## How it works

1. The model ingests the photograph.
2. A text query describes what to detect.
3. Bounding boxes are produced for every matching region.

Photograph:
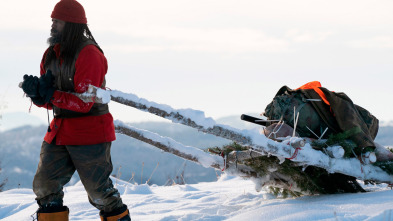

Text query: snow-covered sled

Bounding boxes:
[78,85,392,195]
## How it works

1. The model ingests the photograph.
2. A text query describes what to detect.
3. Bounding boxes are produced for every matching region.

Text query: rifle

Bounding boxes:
[240,114,279,127]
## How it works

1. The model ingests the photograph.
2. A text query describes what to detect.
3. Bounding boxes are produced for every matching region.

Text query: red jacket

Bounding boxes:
[39,44,116,145]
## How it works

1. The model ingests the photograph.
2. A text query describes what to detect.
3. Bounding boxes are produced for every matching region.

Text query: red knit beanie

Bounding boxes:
[51,0,87,24]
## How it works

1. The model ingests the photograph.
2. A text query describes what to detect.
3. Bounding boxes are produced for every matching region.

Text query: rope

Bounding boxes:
[286,137,302,160]
[287,147,302,160]
[292,107,299,137]
[319,127,329,140]
[31,211,38,221]
[220,151,227,171]
[28,99,33,113]
[267,120,284,139]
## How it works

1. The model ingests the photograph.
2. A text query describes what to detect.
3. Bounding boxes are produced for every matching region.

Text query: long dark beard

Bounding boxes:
[47,28,62,46]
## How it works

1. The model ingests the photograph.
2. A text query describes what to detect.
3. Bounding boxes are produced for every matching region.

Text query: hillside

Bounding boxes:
[0,117,392,190]
[0,122,229,190]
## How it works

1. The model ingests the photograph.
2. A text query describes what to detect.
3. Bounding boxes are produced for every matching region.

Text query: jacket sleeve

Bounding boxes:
[50,45,108,113]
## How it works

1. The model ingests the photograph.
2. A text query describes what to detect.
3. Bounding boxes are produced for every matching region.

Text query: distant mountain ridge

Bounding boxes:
[0,122,229,190]
[380,120,393,127]
[0,116,392,190]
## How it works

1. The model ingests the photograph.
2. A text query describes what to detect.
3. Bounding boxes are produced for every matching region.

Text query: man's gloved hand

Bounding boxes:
[31,96,46,106]
[21,75,40,98]
[38,70,56,103]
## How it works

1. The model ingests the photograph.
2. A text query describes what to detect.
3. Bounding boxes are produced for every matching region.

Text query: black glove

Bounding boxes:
[21,75,40,98]
[38,70,56,103]
[31,96,46,106]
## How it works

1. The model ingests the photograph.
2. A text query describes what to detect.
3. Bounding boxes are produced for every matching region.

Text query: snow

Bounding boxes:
[326,145,345,158]
[95,87,111,104]
[1,175,393,221]
[100,88,218,128]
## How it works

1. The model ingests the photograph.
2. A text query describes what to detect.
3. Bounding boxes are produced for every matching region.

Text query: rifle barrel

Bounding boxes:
[240,114,267,126]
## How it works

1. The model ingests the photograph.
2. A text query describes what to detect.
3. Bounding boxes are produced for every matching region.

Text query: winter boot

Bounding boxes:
[36,205,69,221]
[100,205,131,221]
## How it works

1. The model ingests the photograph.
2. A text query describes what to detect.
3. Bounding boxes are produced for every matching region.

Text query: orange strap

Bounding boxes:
[296,81,330,106]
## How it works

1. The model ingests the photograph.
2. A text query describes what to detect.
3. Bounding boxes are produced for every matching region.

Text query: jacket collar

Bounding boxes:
[53,44,61,58]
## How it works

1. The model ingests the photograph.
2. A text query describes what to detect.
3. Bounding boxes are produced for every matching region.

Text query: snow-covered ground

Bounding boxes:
[1,174,393,221]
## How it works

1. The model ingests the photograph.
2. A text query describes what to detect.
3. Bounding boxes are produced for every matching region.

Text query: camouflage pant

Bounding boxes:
[33,141,124,212]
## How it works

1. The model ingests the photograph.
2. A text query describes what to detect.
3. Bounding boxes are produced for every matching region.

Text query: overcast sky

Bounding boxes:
[0,0,392,127]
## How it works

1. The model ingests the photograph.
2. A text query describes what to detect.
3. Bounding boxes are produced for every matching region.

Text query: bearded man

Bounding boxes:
[21,0,131,220]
